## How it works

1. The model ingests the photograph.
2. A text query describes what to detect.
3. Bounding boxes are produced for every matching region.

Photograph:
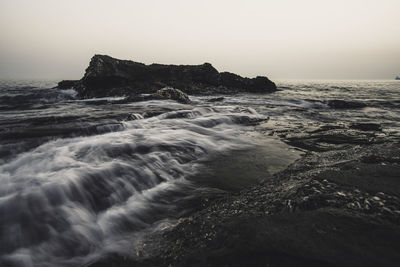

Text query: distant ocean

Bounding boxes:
[1,79,399,266]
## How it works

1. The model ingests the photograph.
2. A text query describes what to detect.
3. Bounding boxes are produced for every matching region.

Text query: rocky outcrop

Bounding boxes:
[59,55,276,98]
[119,88,191,104]
[150,88,190,104]
[57,80,80,89]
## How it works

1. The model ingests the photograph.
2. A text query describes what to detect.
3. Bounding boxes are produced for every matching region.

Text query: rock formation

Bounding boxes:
[58,55,276,98]
[118,88,191,104]
[150,88,190,104]
[57,80,80,89]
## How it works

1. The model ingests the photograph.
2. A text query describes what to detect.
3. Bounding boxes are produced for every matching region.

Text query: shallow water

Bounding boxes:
[0,79,399,266]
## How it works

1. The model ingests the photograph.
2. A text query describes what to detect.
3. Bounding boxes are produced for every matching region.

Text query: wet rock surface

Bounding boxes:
[269,123,388,152]
[114,88,191,104]
[207,97,225,102]
[57,80,80,89]
[150,88,191,104]
[90,121,400,267]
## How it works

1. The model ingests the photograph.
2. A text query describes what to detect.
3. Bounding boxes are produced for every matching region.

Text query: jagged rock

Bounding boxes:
[57,80,80,89]
[150,88,190,104]
[59,55,276,98]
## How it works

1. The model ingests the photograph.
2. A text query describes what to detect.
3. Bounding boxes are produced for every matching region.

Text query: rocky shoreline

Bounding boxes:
[62,58,399,266]
[89,119,400,267]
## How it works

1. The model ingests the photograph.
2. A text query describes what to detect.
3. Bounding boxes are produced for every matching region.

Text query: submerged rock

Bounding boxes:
[350,123,382,131]
[325,100,367,109]
[150,88,190,104]
[58,55,276,98]
[207,97,225,102]
[115,88,191,104]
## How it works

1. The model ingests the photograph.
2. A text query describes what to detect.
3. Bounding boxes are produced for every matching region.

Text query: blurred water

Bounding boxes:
[0,79,399,266]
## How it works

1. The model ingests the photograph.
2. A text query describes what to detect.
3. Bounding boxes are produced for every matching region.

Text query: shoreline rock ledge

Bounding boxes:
[58,55,277,98]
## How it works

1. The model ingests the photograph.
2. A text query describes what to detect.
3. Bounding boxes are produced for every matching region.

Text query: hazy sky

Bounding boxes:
[1,0,399,79]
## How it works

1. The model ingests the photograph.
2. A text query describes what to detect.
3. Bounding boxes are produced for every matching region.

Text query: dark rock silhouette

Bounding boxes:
[58,55,276,98]
[207,97,225,102]
[57,80,80,89]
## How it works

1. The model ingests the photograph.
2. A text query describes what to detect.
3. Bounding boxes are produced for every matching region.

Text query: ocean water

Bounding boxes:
[0,79,399,266]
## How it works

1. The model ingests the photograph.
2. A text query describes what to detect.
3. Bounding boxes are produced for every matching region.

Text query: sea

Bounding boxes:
[0,79,399,267]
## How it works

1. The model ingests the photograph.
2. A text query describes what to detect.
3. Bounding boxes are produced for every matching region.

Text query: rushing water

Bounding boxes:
[0,79,399,267]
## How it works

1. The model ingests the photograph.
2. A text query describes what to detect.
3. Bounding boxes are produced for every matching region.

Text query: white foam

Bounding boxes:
[0,105,267,267]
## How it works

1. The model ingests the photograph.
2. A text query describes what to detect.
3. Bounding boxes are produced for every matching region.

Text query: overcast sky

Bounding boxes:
[0,0,399,80]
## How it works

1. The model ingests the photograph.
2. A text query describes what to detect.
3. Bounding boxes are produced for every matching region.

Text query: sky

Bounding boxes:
[0,0,399,80]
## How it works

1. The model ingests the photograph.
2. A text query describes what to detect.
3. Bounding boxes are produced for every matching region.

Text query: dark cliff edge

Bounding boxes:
[58,55,277,98]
